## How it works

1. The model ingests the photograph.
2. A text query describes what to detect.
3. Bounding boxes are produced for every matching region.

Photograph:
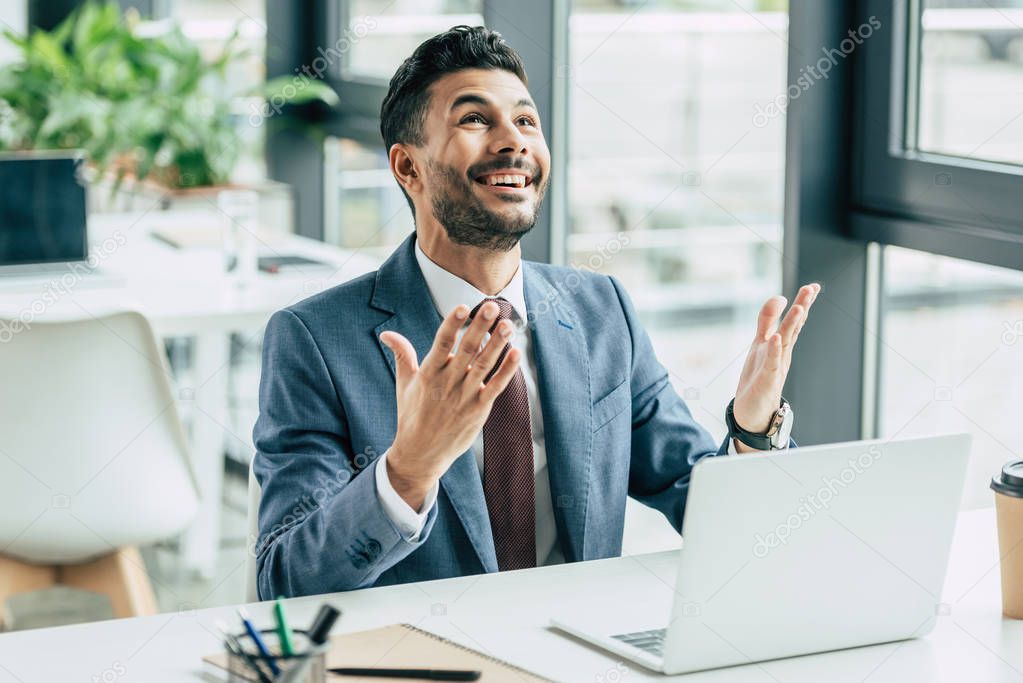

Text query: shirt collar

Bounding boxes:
[414,237,528,323]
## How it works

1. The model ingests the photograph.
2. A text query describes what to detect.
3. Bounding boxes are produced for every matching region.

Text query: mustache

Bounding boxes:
[466,159,542,183]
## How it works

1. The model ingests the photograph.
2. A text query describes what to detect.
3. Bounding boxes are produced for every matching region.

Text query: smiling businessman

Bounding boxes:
[252,26,820,599]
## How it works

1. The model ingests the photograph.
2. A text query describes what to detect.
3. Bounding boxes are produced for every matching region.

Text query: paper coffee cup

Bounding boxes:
[991,459,1023,619]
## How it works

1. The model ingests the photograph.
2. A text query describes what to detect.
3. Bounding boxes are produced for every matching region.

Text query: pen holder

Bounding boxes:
[225,628,326,683]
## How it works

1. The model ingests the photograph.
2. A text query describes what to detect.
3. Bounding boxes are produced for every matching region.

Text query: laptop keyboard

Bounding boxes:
[611,628,667,657]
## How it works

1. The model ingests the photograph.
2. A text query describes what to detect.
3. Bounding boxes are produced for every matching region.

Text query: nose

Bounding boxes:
[488,118,528,157]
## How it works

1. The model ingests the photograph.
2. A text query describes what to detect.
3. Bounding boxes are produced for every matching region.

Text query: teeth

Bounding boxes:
[484,174,526,188]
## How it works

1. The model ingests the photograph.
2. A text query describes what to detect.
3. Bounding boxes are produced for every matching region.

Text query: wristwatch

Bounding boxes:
[725,397,793,451]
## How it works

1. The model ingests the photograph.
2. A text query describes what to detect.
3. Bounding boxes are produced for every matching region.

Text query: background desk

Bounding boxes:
[0,509,1018,681]
[0,211,380,578]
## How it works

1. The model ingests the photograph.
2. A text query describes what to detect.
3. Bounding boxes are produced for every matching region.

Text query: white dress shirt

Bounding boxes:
[375,239,563,566]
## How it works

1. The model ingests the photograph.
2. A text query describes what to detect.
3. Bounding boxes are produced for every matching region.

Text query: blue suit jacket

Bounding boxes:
[253,233,738,599]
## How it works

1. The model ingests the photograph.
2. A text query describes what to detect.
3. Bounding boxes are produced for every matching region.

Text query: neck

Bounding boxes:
[416,228,521,296]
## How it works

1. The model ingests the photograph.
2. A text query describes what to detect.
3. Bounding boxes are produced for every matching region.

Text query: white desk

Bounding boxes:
[0,509,1018,682]
[0,210,381,578]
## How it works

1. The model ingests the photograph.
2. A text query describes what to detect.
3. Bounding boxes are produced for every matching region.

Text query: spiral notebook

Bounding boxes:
[204,622,557,682]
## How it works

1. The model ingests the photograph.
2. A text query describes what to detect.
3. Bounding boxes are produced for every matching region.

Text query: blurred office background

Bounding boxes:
[0,0,1020,630]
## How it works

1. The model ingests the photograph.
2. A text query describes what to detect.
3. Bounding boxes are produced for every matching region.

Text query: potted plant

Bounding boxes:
[0,1,337,215]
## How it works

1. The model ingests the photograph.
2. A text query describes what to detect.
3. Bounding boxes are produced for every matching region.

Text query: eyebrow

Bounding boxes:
[450,94,537,112]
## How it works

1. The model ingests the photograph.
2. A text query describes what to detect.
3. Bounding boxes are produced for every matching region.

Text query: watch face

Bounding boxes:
[772,404,794,448]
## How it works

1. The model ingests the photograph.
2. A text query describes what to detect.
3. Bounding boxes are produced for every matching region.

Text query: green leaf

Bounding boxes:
[259,76,340,107]
[2,29,29,52]
[28,30,72,76]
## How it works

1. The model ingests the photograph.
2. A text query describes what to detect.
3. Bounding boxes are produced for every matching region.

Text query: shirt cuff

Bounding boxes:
[374,449,438,542]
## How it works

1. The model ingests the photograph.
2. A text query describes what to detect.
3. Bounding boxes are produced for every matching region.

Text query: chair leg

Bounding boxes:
[0,555,58,630]
[59,547,159,619]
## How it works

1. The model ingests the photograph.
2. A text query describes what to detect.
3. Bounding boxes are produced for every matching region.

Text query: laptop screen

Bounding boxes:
[0,153,88,266]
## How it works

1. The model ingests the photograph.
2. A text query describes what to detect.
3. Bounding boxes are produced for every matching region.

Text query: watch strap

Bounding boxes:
[726,398,784,451]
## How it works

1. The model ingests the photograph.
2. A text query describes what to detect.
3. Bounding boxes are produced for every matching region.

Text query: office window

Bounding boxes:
[879,245,1023,508]
[568,0,788,436]
[0,2,25,65]
[339,0,485,80]
[852,0,1023,270]
[917,0,1023,165]
[568,0,788,551]
[169,0,267,183]
[323,137,413,258]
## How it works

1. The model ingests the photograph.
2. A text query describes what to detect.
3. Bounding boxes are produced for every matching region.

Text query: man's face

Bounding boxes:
[414,68,551,251]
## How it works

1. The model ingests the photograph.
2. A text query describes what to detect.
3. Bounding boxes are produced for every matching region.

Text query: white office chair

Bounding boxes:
[245,462,261,603]
[0,311,200,627]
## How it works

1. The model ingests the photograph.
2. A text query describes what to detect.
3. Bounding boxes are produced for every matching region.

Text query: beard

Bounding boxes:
[426,159,548,252]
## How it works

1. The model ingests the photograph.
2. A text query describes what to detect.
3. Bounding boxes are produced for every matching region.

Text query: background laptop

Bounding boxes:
[0,151,88,274]
[551,433,971,675]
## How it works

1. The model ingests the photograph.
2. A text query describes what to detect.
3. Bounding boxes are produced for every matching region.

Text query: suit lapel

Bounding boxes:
[371,234,498,573]
[524,265,593,562]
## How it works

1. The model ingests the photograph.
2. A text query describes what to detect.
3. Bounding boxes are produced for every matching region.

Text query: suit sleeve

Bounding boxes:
[252,309,437,598]
[609,276,733,533]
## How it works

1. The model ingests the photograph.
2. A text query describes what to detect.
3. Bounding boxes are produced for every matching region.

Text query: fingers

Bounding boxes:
[755,295,787,341]
[793,282,818,314]
[465,318,515,386]
[805,283,821,314]
[379,331,419,385]
[756,284,820,344]
[765,333,783,373]
[420,304,470,374]
[479,346,521,402]
[450,300,500,376]
[784,283,819,348]
[778,304,804,347]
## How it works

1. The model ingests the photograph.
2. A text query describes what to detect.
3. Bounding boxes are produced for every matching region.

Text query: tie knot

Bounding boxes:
[470,297,515,323]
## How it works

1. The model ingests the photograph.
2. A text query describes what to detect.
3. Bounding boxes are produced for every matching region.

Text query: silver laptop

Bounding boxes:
[551,433,971,675]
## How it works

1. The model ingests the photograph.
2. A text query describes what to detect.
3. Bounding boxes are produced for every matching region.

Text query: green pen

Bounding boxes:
[273,596,296,656]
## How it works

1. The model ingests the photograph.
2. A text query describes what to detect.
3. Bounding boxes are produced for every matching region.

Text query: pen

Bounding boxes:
[274,604,341,683]
[328,667,481,681]
[237,606,282,676]
[305,604,341,646]
[273,597,296,656]
[216,619,272,683]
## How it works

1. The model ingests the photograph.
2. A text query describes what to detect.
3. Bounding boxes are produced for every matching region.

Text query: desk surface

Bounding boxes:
[0,508,1018,682]
[0,210,381,335]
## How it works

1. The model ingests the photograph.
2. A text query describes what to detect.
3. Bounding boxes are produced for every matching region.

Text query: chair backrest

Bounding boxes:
[0,310,200,564]
[245,461,261,603]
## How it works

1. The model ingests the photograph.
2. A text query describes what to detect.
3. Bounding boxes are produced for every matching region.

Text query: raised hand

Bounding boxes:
[379,301,520,508]
[732,283,820,449]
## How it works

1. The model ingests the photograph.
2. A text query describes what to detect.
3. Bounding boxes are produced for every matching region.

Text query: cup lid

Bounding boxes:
[991,459,1023,498]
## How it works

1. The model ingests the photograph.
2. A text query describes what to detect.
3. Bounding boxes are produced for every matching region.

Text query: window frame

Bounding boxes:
[850,0,1023,272]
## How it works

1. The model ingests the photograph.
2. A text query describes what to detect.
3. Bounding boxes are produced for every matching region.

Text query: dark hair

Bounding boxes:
[380,25,528,216]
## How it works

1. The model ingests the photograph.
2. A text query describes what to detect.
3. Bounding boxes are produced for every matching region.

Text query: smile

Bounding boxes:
[473,171,534,191]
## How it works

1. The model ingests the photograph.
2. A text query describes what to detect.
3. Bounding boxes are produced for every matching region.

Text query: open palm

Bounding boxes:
[732,283,820,434]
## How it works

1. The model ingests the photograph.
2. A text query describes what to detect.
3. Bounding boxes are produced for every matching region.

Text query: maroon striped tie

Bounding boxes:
[470,297,536,570]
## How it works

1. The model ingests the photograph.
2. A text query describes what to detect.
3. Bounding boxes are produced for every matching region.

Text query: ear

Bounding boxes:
[389,143,422,193]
